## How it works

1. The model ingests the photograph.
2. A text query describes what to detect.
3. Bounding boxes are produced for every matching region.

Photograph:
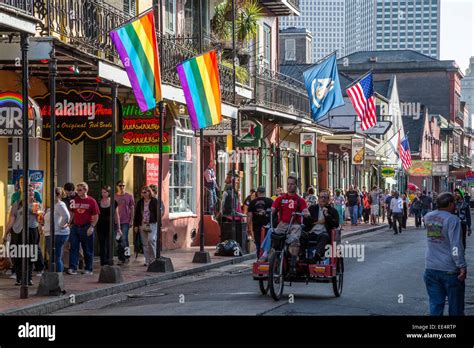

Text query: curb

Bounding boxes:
[1,253,256,316]
[341,225,388,239]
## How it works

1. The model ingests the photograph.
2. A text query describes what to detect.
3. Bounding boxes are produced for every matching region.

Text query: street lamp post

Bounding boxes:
[20,33,29,299]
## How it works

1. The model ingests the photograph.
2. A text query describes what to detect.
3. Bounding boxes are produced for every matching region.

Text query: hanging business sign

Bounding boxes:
[36,89,113,144]
[407,160,432,176]
[432,162,449,176]
[351,138,365,165]
[195,119,232,136]
[0,92,42,138]
[355,121,391,135]
[381,166,395,177]
[116,103,171,153]
[237,119,262,147]
[299,132,317,157]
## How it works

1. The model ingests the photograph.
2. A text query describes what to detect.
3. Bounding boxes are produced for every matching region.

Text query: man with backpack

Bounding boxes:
[271,176,309,275]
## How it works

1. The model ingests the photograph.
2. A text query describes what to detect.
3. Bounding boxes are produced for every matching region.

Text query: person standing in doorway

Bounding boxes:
[423,192,466,316]
[390,191,403,235]
[67,182,99,275]
[204,160,218,215]
[115,180,134,265]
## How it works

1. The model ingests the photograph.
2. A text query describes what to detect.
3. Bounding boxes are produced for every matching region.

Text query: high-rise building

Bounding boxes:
[279,0,345,62]
[345,0,376,55]
[374,0,440,59]
[344,0,440,58]
[461,57,474,130]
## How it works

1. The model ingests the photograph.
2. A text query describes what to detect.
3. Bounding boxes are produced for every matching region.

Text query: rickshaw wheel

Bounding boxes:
[269,251,284,301]
[332,257,344,297]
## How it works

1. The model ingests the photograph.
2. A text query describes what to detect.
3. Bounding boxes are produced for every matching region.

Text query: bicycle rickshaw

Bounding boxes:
[252,211,344,301]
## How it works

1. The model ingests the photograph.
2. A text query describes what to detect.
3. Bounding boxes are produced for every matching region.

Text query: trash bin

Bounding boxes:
[219,219,248,254]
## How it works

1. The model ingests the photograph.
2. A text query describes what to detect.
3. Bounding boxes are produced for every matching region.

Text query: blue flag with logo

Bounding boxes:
[303,54,344,122]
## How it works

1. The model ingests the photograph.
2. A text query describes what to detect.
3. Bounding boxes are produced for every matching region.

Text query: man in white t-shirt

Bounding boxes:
[390,191,403,235]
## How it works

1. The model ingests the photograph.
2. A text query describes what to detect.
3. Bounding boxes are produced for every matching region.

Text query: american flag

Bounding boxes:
[398,131,412,171]
[346,73,377,131]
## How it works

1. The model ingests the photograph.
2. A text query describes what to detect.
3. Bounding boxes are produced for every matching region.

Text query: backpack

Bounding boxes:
[215,240,242,256]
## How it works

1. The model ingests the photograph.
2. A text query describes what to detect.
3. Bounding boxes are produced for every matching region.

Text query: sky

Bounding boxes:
[440,0,474,73]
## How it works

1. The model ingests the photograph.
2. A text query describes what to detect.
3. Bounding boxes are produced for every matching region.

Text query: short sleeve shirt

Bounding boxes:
[72,196,100,226]
[248,197,273,228]
[272,194,307,224]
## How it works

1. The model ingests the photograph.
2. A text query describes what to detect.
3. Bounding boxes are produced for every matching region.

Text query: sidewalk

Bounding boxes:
[0,222,387,315]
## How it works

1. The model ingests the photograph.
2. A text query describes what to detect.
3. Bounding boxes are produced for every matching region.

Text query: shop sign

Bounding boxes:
[351,138,365,165]
[12,169,44,197]
[107,145,170,154]
[407,160,432,176]
[432,162,449,176]
[146,157,159,186]
[381,166,395,177]
[195,119,232,136]
[36,89,113,144]
[299,133,317,157]
[466,171,474,180]
[117,103,171,153]
[0,92,42,138]
[237,119,262,147]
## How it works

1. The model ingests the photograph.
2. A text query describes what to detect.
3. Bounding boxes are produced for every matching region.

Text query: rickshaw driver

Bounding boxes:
[271,176,310,275]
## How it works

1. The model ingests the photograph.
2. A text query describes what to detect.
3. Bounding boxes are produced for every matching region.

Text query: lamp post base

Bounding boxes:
[98,265,123,284]
[36,272,66,296]
[147,257,174,273]
[192,251,211,263]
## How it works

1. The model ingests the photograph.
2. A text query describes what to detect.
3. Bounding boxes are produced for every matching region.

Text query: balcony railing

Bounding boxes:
[254,65,310,118]
[0,0,34,15]
[5,0,238,104]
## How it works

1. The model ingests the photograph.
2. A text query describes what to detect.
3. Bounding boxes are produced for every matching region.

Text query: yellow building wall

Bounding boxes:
[71,143,84,184]
[0,138,8,238]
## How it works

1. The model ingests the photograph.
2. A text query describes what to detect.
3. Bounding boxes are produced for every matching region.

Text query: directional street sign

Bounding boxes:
[355,121,392,136]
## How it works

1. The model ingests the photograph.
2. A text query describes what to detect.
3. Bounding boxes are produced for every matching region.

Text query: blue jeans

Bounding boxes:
[46,235,69,272]
[69,224,94,272]
[424,269,465,316]
[120,223,130,260]
[349,205,359,225]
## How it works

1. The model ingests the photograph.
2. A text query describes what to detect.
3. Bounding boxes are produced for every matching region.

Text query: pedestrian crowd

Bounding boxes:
[1,178,166,286]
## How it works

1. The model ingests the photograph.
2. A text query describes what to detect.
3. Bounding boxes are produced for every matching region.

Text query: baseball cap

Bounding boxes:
[257,186,266,193]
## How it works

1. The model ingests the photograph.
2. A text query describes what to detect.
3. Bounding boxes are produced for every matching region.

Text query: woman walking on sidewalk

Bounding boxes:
[333,189,345,228]
[96,186,121,266]
[134,186,159,266]
[43,188,71,272]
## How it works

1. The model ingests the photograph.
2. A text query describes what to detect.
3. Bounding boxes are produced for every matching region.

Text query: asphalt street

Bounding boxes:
[52,223,474,316]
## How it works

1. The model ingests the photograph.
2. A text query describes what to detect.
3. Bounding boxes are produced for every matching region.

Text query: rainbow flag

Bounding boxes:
[177,50,222,130]
[110,10,162,112]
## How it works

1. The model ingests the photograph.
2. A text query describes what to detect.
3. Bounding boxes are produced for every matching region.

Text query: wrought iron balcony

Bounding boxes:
[253,65,310,118]
[0,0,34,15]
[19,0,238,104]
[259,0,300,16]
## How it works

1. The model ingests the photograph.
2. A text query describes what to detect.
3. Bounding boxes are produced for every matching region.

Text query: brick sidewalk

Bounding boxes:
[0,222,389,315]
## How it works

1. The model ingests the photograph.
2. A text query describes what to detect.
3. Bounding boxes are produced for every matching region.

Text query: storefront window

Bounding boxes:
[169,128,196,214]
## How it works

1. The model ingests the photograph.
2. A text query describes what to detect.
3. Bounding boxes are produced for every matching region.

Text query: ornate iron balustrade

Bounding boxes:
[29,0,237,104]
[254,65,310,118]
[33,0,130,58]
[0,0,34,15]
[160,35,235,104]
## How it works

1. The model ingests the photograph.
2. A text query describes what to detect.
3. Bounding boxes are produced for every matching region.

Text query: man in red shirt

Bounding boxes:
[271,176,309,274]
[67,182,100,275]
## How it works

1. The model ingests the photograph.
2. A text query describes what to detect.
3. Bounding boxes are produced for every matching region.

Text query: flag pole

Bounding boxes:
[345,69,374,91]
[302,50,338,74]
